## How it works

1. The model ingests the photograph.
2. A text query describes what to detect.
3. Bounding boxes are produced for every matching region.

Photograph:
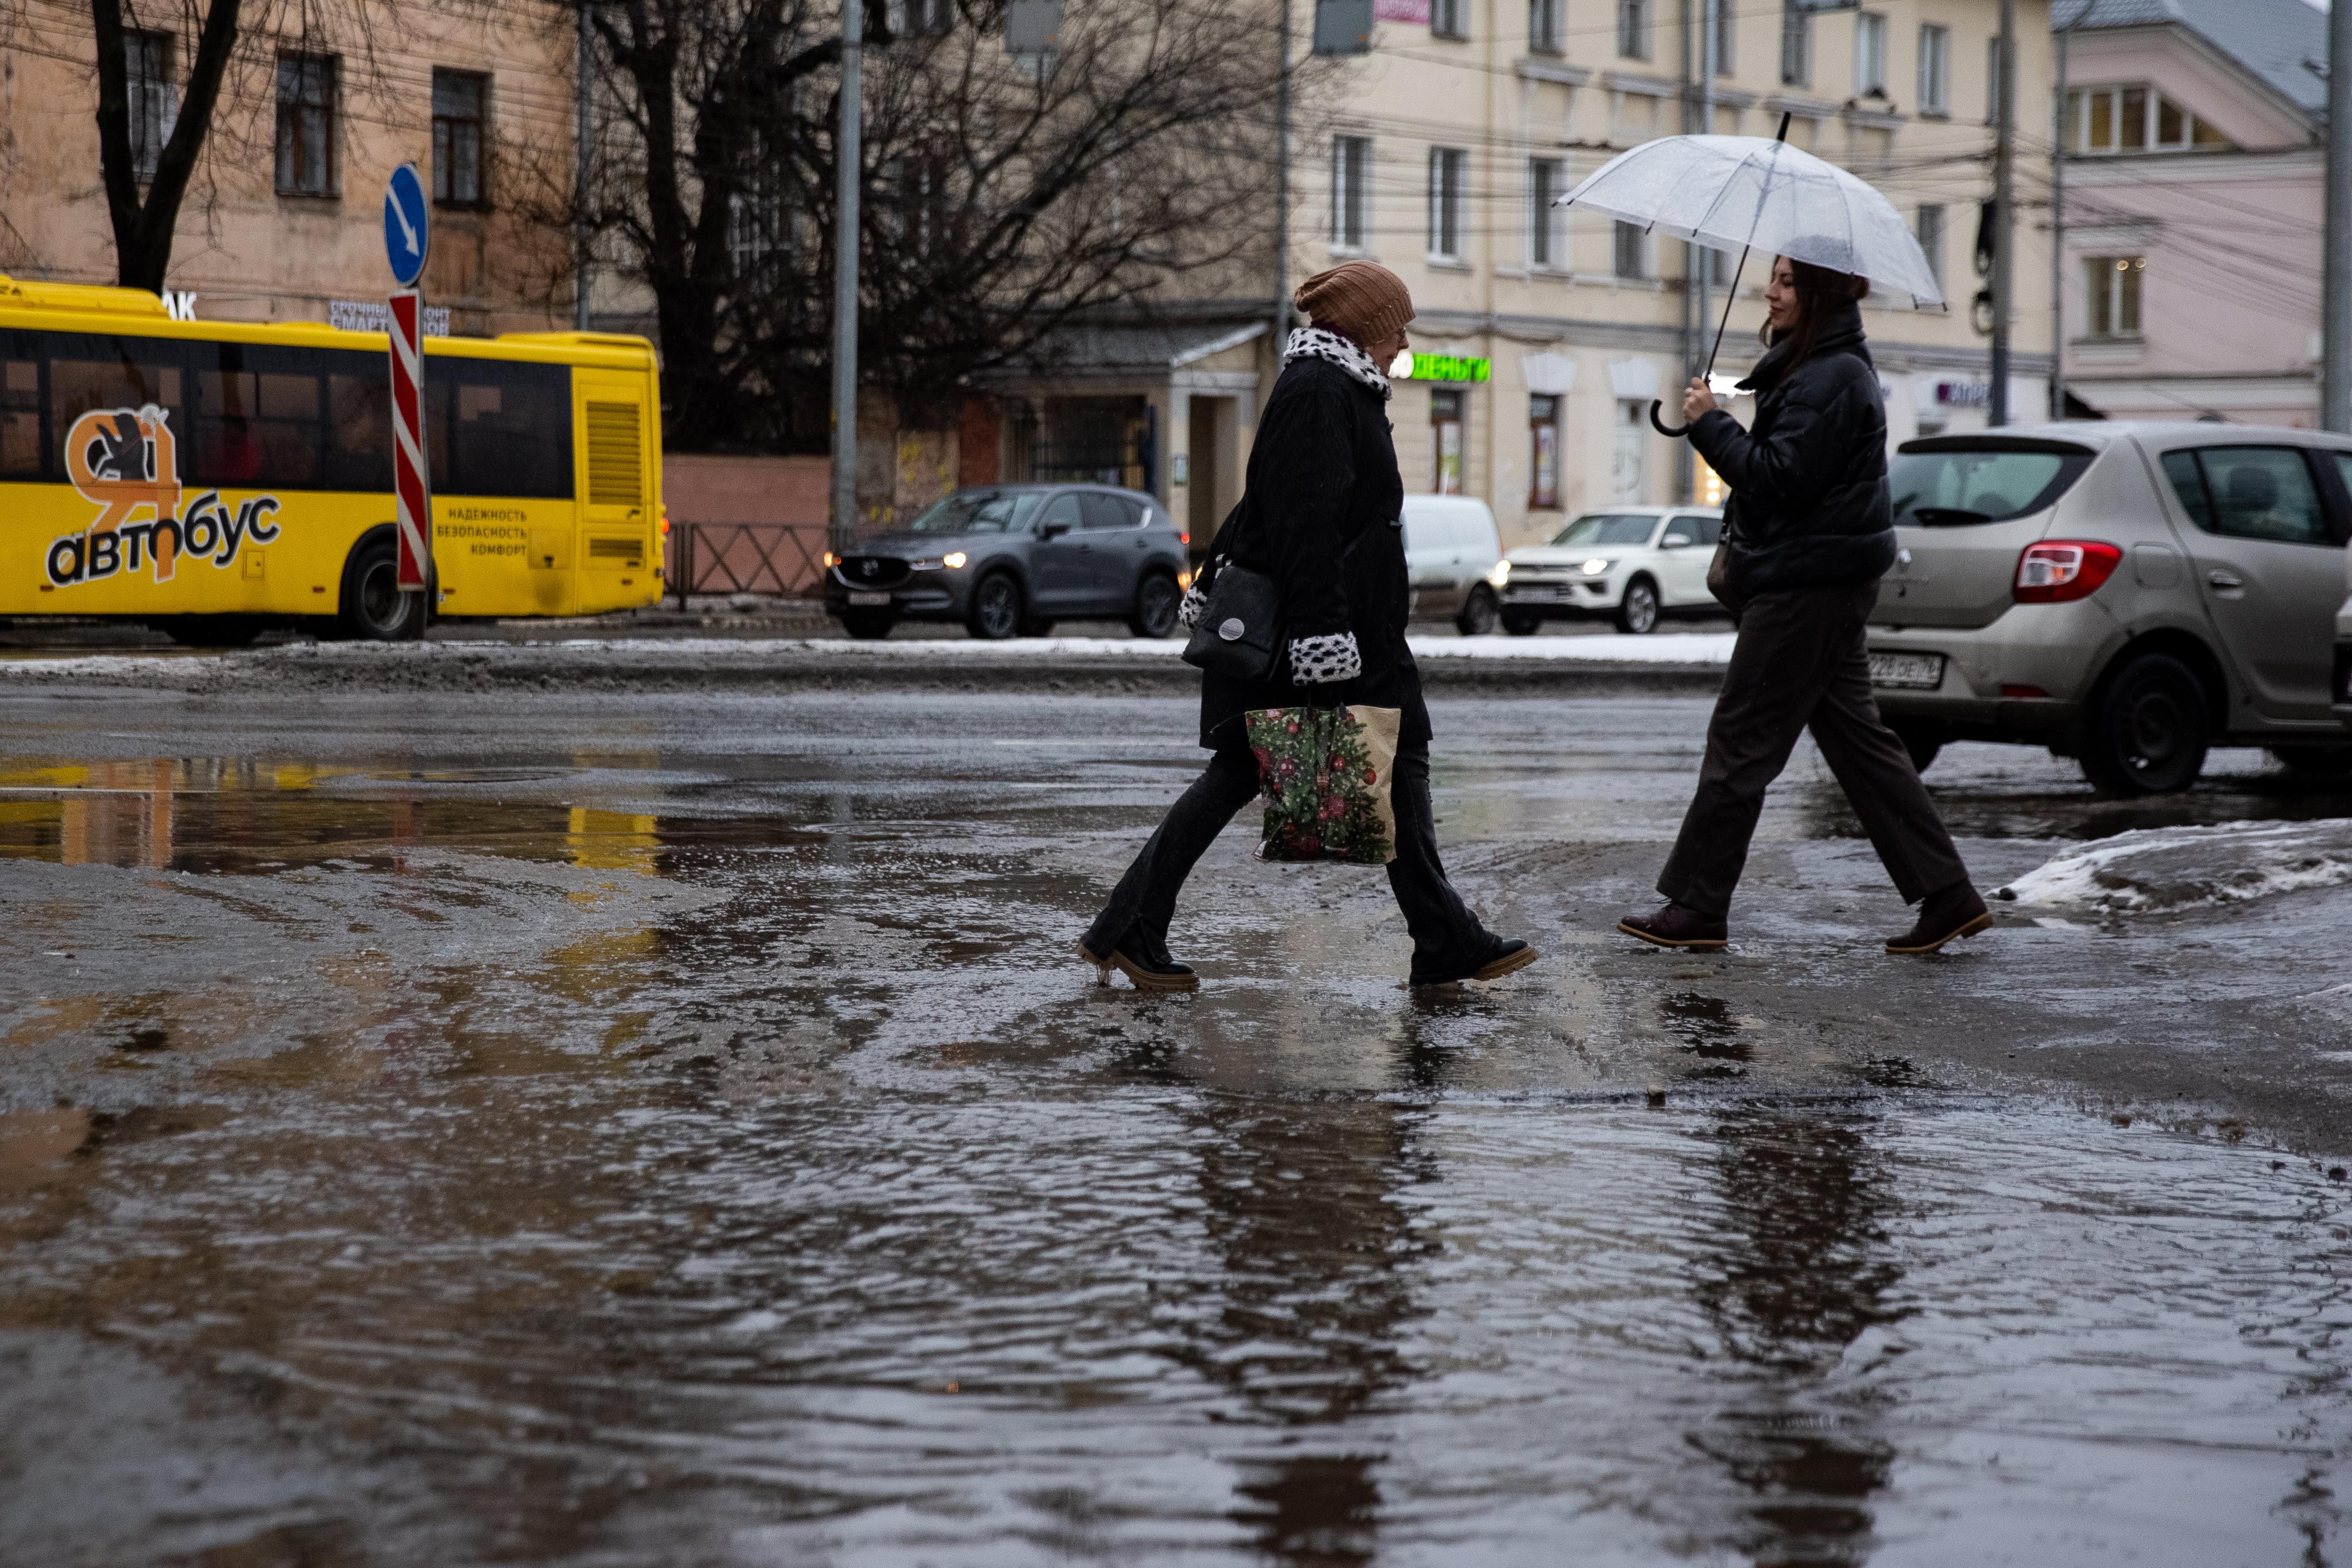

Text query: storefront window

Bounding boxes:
[1431,390,1464,495]
[1528,394,1560,510]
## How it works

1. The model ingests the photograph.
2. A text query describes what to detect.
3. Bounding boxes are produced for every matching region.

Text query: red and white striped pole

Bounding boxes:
[387,289,431,593]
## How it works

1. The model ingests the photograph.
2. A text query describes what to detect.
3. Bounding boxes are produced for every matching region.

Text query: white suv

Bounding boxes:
[1498,505,1727,634]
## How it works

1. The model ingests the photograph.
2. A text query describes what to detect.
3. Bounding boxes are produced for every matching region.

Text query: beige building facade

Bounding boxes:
[1008,0,2058,552]
[0,4,575,338]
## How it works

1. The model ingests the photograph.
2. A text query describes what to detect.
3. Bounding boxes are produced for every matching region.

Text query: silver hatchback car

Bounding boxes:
[1865,421,2352,795]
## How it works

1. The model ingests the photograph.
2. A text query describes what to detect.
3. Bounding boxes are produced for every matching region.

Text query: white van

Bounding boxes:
[1399,495,1507,634]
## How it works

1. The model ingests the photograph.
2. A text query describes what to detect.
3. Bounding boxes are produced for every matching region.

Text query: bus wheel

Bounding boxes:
[338,535,426,642]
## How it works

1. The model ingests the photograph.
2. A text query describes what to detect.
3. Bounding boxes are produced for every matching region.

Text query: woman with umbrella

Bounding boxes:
[1558,131,1990,954]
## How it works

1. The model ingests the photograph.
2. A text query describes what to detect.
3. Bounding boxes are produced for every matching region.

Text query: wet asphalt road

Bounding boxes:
[1,682,2349,1565]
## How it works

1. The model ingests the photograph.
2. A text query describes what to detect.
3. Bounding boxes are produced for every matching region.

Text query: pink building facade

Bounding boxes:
[2059,0,2325,427]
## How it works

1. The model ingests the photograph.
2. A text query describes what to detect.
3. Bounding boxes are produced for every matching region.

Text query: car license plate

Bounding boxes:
[848,591,891,606]
[1868,652,1945,690]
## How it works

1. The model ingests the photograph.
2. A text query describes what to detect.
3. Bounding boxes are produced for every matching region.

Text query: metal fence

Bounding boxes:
[668,521,829,607]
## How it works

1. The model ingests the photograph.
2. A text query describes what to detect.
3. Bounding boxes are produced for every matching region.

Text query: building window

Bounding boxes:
[1529,0,1563,54]
[729,153,787,287]
[124,30,177,180]
[1431,390,1465,495]
[2066,85,2230,153]
[898,0,954,36]
[1985,36,2003,125]
[1431,0,1465,40]
[1613,220,1647,280]
[1529,158,1564,268]
[1854,12,1887,97]
[431,69,487,207]
[1916,203,1945,290]
[275,52,338,197]
[1529,394,1561,510]
[1617,0,1648,60]
[1333,136,1371,250]
[1428,147,1466,259]
[1780,1,1809,87]
[1713,0,1734,75]
[1917,23,1950,115]
[2085,255,2144,338]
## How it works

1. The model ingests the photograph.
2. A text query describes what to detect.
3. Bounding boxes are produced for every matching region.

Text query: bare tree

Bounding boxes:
[88,0,242,290]
[560,0,1293,451]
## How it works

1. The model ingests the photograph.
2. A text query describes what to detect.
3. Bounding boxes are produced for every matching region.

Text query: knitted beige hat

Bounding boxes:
[1293,261,1416,346]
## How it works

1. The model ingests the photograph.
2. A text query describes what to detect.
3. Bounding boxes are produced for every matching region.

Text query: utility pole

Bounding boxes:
[1989,0,2014,426]
[1271,0,1292,365]
[830,0,864,555]
[2325,0,2352,431]
[2051,2,2080,420]
[574,2,592,331]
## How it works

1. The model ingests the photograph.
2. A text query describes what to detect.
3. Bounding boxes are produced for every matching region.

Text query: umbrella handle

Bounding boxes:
[1649,399,1690,439]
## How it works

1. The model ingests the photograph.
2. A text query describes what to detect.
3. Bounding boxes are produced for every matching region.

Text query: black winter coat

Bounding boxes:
[1197,355,1429,752]
[1690,301,1897,599]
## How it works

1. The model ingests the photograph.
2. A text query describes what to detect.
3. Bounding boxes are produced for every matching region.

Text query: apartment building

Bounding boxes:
[0,4,576,338]
[2056,0,2324,426]
[997,0,2056,550]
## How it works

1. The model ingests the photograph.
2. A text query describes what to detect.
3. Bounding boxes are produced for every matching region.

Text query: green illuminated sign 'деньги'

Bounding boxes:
[1407,353,1491,383]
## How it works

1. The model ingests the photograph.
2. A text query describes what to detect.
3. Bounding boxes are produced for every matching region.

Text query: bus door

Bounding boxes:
[572,369,653,610]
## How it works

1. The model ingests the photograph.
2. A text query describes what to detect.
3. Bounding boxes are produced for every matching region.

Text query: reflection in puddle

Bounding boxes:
[1661,990,1754,1079]
[0,757,671,877]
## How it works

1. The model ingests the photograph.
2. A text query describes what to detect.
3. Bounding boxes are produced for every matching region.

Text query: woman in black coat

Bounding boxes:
[1619,256,1991,956]
[1078,262,1534,993]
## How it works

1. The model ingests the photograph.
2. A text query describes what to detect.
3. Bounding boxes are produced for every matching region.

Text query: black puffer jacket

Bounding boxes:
[1197,354,1428,751]
[1690,300,1896,599]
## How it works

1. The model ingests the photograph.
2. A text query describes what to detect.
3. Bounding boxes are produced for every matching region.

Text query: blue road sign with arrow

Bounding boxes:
[382,163,429,287]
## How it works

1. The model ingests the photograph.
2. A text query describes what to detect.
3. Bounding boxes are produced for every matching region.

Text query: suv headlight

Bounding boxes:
[1580,558,1614,575]
[1488,560,1511,587]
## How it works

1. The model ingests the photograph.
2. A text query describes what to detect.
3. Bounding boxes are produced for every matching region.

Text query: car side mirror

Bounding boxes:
[1660,534,1693,550]
[1039,520,1072,539]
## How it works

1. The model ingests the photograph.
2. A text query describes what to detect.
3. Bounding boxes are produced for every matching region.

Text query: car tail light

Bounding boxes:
[2013,540,2122,603]
[1179,531,1191,546]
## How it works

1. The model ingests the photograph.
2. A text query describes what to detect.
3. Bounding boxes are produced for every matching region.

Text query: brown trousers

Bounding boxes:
[1657,581,1970,917]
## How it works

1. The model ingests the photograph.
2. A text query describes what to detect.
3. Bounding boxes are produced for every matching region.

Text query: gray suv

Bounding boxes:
[825,485,1190,640]
[1866,422,2352,795]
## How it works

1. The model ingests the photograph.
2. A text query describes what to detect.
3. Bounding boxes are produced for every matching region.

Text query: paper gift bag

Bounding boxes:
[1244,704,1402,865]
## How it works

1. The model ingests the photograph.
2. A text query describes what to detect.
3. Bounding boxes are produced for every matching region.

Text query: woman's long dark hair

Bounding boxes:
[1763,257,1871,370]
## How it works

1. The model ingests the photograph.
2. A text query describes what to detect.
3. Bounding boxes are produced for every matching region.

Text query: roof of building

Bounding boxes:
[2065,0,2328,118]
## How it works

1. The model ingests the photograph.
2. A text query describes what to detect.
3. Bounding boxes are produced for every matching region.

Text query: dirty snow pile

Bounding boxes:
[1994,818,2352,912]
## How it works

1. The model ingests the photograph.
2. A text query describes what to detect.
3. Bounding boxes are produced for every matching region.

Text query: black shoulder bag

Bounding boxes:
[1181,501,1284,682]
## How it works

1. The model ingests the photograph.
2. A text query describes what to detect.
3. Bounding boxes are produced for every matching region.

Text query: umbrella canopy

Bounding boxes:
[1557,134,1944,310]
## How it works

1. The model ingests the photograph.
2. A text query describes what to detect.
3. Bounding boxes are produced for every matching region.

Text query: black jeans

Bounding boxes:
[1084,738,1494,975]
[1657,581,1971,917]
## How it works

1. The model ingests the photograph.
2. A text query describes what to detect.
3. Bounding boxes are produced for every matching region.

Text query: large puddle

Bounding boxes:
[1,691,2347,1563]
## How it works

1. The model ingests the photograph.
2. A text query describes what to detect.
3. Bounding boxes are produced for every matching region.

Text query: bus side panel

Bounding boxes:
[431,496,578,617]
[2,480,379,619]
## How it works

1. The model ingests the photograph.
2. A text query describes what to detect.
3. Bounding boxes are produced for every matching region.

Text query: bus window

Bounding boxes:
[193,342,326,488]
[46,335,188,475]
[322,364,393,492]
[1,346,37,478]
[425,358,570,498]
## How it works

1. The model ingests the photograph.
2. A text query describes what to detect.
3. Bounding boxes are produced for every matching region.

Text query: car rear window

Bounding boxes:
[1550,513,1657,547]
[1889,439,2095,526]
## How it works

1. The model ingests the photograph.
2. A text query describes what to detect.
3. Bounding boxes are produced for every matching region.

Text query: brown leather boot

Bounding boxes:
[1617,903,1729,950]
[1885,881,1991,955]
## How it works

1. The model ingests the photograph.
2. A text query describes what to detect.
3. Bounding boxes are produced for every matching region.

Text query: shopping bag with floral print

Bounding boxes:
[1243,704,1402,865]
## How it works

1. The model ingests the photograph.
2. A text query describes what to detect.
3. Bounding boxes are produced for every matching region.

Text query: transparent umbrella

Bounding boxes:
[1558,118,1942,433]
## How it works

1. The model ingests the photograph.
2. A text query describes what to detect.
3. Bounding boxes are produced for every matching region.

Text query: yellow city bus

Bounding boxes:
[0,274,664,643]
